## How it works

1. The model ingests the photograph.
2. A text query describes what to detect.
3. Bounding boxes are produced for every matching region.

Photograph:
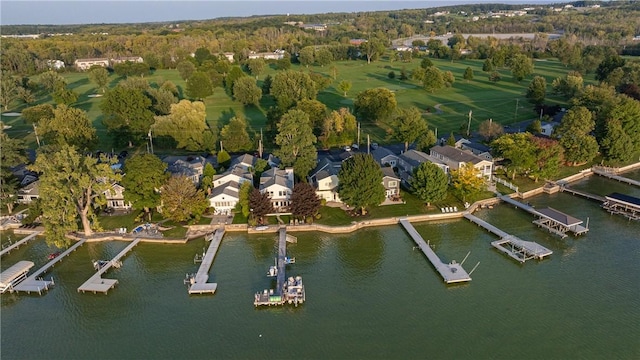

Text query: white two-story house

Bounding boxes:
[308,158,341,203]
[259,167,294,212]
[429,145,493,179]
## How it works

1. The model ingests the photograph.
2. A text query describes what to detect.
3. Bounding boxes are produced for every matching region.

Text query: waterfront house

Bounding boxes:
[308,158,341,203]
[381,167,401,199]
[259,167,294,212]
[208,181,240,215]
[230,154,256,172]
[103,183,132,211]
[430,145,493,179]
[212,166,253,188]
[371,146,399,168]
[163,155,207,185]
[16,180,40,204]
[397,150,449,186]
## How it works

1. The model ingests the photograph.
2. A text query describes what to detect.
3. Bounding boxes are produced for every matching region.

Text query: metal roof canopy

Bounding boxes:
[0,261,34,288]
[606,193,640,208]
[536,207,583,227]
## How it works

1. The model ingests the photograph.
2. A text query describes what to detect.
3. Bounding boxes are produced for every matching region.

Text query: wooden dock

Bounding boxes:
[499,195,589,238]
[602,193,640,221]
[275,228,287,296]
[559,185,605,203]
[0,261,34,293]
[0,231,42,257]
[77,238,140,295]
[464,214,552,263]
[592,167,640,188]
[399,219,472,284]
[187,229,224,295]
[13,238,87,295]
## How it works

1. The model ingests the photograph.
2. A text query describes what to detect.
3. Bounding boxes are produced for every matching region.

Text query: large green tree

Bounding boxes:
[186,71,213,100]
[510,54,534,82]
[0,76,19,110]
[338,153,385,215]
[273,109,317,179]
[392,107,428,152]
[101,86,154,145]
[270,70,317,109]
[88,67,109,93]
[526,76,547,104]
[220,116,253,152]
[247,58,266,79]
[153,100,210,151]
[410,162,448,206]
[21,103,54,124]
[491,133,537,179]
[337,80,352,97]
[530,136,564,182]
[121,153,168,221]
[160,175,209,223]
[39,105,97,150]
[177,61,196,81]
[294,99,328,134]
[289,182,321,222]
[450,163,485,202]
[354,87,397,123]
[232,76,262,106]
[553,106,599,165]
[30,145,121,246]
[0,127,26,213]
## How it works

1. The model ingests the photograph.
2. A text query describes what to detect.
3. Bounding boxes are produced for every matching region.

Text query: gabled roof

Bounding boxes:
[309,158,339,180]
[18,180,40,195]
[399,150,431,167]
[371,147,398,165]
[381,166,399,180]
[430,145,487,165]
[209,181,240,199]
[537,207,583,226]
[213,166,252,183]
[260,167,293,191]
[231,153,256,168]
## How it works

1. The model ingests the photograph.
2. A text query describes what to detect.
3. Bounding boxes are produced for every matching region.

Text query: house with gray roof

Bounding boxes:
[381,167,401,199]
[397,150,450,186]
[208,181,240,215]
[307,158,341,203]
[163,155,208,185]
[17,180,40,204]
[231,154,256,172]
[430,145,493,179]
[371,147,399,168]
[212,166,252,188]
[259,167,294,211]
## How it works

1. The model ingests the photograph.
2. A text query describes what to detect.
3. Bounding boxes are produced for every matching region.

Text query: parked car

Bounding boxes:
[371,143,379,150]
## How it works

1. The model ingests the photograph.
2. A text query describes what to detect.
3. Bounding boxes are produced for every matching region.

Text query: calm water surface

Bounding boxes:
[1,175,639,359]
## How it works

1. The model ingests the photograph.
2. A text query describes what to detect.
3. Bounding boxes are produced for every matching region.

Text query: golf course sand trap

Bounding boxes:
[87,94,103,97]
[2,112,21,116]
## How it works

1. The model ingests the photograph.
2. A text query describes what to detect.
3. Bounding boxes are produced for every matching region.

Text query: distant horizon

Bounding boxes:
[1,0,564,26]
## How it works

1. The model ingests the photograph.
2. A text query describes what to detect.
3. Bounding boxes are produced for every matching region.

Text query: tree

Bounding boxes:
[101,86,154,146]
[224,66,246,96]
[338,153,385,215]
[186,71,213,100]
[553,106,598,165]
[360,38,386,64]
[354,88,397,123]
[232,76,262,106]
[220,116,253,152]
[200,162,217,193]
[337,80,352,97]
[194,47,212,65]
[510,54,534,82]
[21,104,54,124]
[270,70,317,109]
[217,150,231,168]
[420,58,433,69]
[478,119,503,141]
[52,83,78,105]
[160,175,209,224]
[415,129,437,152]
[0,76,18,110]
[39,105,97,150]
[489,71,501,83]
[121,153,168,221]
[552,71,583,98]
[447,132,456,146]
[88,67,109,93]
[274,109,317,179]
[294,99,328,134]
[491,133,537,179]
[527,119,542,134]
[17,87,35,105]
[236,181,253,217]
[530,136,564,182]
[39,71,65,92]
[0,127,26,213]
[30,145,121,246]
[392,107,428,152]
[322,107,357,147]
[289,182,321,222]
[482,59,495,72]
[147,87,177,115]
[463,67,474,82]
[153,100,209,151]
[601,119,634,163]
[247,58,266,79]
[249,187,274,225]
[421,66,445,93]
[450,163,485,202]
[298,47,315,67]
[315,48,333,66]
[410,162,448,206]
[177,61,196,81]
[526,76,547,104]
[596,54,625,82]
[262,74,272,95]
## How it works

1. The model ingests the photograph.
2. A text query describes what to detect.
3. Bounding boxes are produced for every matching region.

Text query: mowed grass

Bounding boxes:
[1,57,595,152]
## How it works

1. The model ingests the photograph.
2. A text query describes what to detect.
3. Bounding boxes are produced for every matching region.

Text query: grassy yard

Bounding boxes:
[1,57,593,153]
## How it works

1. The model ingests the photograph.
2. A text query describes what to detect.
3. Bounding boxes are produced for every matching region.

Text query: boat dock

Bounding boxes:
[499,195,589,238]
[254,228,305,306]
[187,229,225,295]
[0,261,35,294]
[77,238,140,294]
[602,193,640,221]
[0,231,42,257]
[399,219,472,284]
[12,238,87,295]
[559,184,605,203]
[464,214,552,263]
[592,167,640,188]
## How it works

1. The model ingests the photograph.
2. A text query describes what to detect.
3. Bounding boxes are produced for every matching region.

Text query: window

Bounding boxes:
[388,181,397,188]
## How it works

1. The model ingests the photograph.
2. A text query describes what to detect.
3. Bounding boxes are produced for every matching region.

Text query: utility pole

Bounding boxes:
[33,123,41,148]
[539,108,543,120]
[258,129,264,159]
[357,122,361,146]
[220,141,224,152]
[466,110,472,137]
[367,134,370,154]
[148,129,154,154]
[515,99,519,120]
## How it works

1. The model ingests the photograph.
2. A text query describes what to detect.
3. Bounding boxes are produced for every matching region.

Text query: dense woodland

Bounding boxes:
[1,1,640,243]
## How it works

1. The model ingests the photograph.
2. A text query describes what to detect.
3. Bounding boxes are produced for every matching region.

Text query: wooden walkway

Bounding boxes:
[499,195,588,238]
[399,219,471,284]
[188,229,224,294]
[559,185,605,203]
[0,231,42,257]
[77,238,140,294]
[275,228,287,296]
[593,167,640,188]
[13,238,87,295]
[463,214,552,263]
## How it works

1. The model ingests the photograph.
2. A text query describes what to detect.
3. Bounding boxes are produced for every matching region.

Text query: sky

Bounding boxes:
[1,1,561,26]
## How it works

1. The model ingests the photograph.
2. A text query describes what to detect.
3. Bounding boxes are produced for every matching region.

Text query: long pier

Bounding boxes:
[559,185,605,203]
[464,214,552,263]
[0,231,42,257]
[275,228,287,296]
[77,238,140,294]
[13,238,87,294]
[399,219,472,284]
[499,195,588,238]
[188,229,224,294]
[592,167,640,188]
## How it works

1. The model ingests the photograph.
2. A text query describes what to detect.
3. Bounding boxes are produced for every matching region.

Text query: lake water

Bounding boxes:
[2,174,639,359]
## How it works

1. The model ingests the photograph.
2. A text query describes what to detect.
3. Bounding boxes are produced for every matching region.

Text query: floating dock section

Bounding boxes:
[254,228,305,306]
[12,238,87,295]
[0,261,34,293]
[499,195,589,238]
[77,238,140,294]
[187,229,225,295]
[464,214,552,263]
[592,167,640,188]
[602,193,640,221]
[399,218,472,284]
[0,231,42,257]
